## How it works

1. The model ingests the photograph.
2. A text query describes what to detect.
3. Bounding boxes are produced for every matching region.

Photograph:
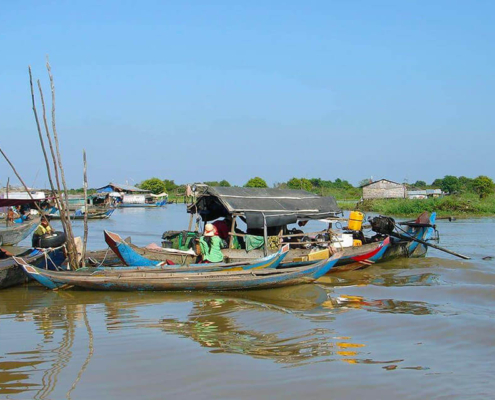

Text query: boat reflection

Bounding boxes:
[0,288,94,399]
[0,282,437,397]
[134,285,370,366]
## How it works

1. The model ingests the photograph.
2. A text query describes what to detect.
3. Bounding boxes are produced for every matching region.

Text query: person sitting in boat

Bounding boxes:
[212,218,231,241]
[198,223,224,263]
[213,217,246,249]
[32,215,53,247]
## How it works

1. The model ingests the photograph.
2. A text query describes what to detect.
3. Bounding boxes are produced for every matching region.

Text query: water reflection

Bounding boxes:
[0,289,94,399]
[150,297,339,366]
[0,283,439,398]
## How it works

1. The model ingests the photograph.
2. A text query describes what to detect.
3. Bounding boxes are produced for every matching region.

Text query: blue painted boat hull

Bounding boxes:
[17,253,342,291]
[382,212,437,261]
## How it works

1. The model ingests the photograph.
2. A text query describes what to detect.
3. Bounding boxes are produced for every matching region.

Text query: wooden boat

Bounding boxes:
[103,230,289,270]
[16,253,341,291]
[329,236,391,271]
[105,228,390,273]
[155,187,397,271]
[0,217,40,246]
[48,209,114,220]
[381,212,437,261]
[0,247,65,289]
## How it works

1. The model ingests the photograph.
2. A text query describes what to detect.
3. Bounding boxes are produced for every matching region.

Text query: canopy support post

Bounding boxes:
[187,213,194,231]
[262,213,268,257]
[228,215,237,249]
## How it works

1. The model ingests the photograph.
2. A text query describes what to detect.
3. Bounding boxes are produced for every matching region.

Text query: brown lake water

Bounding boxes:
[1,205,494,399]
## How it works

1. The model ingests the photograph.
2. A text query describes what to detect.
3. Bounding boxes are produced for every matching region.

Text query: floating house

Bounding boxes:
[361,179,406,200]
[0,188,45,201]
[96,183,167,208]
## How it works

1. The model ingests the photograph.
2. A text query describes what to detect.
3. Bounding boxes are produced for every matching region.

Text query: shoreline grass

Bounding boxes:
[352,194,495,217]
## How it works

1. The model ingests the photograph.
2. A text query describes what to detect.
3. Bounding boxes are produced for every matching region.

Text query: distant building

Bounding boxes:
[362,179,406,200]
[407,189,443,199]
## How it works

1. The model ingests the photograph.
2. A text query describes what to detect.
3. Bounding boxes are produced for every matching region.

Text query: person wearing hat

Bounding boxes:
[198,223,224,263]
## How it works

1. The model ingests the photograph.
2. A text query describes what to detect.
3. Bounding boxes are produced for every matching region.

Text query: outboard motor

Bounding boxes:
[369,216,396,235]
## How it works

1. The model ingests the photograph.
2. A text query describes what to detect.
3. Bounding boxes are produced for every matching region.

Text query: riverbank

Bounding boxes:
[351,194,495,217]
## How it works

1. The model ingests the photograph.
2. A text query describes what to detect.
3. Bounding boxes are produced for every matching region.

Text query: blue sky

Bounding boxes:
[1,0,494,188]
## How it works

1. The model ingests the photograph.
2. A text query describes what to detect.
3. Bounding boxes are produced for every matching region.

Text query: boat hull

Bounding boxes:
[0,248,64,289]
[18,254,341,291]
[0,218,40,246]
[381,212,437,262]
[49,209,115,220]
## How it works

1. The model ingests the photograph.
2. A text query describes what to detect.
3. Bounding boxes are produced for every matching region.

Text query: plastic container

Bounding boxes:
[348,211,364,231]
[353,239,362,247]
[333,233,354,248]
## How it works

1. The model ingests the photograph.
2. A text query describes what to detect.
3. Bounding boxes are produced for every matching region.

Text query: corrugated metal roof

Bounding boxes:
[96,183,150,193]
[360,179,403,188]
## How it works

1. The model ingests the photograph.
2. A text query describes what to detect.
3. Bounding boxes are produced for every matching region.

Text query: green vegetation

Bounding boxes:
[130,174,495,216]
[244,177,268,188]
[140,178,166,194]
[204,180,231,187]
[358,193,495,217]
[472,176,495,198]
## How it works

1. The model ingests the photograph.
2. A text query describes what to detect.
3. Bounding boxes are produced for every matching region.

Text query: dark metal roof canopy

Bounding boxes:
[0,198,42,207]
[188,187,342,229]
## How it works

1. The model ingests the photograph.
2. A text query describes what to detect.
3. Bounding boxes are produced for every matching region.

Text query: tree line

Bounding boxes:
[138,174,495,200]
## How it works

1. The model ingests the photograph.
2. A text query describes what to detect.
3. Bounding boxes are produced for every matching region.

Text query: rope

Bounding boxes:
[41,246,65,271]
[92,247,111,269]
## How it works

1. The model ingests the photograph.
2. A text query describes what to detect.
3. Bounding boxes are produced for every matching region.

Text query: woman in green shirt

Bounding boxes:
[198,223,224,263]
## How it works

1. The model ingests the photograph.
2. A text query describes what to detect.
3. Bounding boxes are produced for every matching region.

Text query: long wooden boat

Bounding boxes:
[0,217,40,246]
[48,209,115,220]
[16,253,341,291]
[96,242,290,273]
[0,247,65,289]
[103,229,390,273]
[105,230,291,269]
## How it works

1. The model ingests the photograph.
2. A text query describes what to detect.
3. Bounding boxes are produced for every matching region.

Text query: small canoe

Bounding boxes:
[16,253,341,291]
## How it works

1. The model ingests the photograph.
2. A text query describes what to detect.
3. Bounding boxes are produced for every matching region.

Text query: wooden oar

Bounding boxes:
[390,232,470,260]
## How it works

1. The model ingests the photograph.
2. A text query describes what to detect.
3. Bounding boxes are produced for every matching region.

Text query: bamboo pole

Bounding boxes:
[5,177,9,227]
[36,78,64,214]
[29,67,57,200]
[0,148,41,208]
[45,59,78,269]
[82,150,88,268]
